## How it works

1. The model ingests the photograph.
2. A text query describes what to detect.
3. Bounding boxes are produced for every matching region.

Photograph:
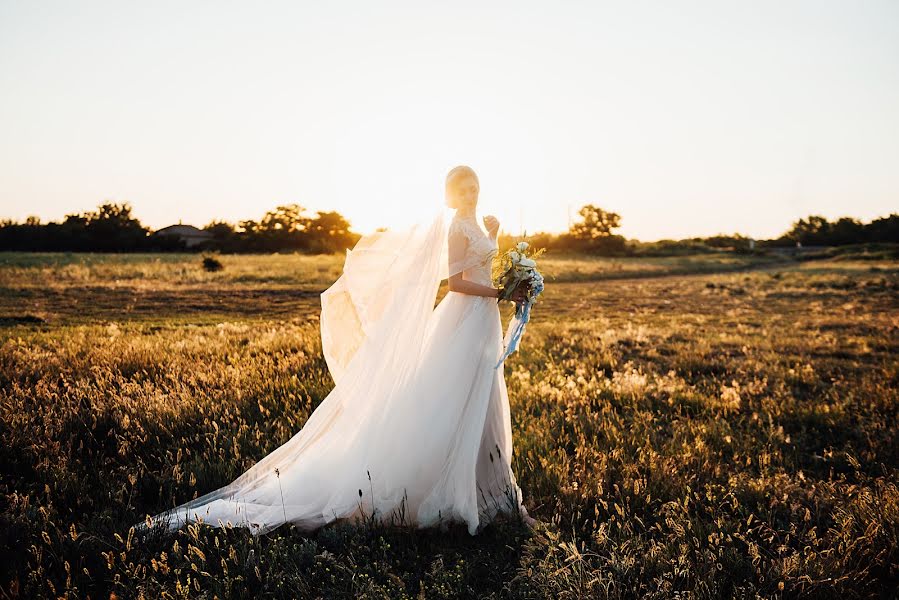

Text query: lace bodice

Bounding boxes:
[449,214,498,286]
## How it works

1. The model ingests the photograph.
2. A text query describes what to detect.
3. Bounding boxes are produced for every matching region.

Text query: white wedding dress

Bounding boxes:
[144,206,529,536]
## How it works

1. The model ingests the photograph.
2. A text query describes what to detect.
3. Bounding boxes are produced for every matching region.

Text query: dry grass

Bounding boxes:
[0,252,896,598]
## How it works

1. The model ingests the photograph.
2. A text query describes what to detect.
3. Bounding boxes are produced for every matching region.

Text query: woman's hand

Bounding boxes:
[509,285,530,303]
[483,215,499,239]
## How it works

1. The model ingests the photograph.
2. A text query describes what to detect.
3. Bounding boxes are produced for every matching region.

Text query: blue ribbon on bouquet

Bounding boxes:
[495,299,533,369]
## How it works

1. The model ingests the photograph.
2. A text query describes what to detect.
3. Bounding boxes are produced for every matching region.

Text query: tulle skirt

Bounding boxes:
[149,290,527,536]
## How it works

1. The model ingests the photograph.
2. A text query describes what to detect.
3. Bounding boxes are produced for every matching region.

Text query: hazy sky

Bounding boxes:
[1,0,897,240]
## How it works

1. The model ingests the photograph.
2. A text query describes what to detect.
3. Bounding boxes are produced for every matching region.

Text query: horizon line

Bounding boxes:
[3,208,897,245]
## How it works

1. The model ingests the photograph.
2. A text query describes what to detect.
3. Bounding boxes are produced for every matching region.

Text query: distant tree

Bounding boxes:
[785,215,831,245]
[203,220,235,239]
[866,214,899,243]
[570,205,622,240]
[200,220,236,251]
[562,204,626,255]
[830,217,865,246]
[305,211,359,253]
[252,204,310,251]
[62,213,88,227]
[260,204,309,234]
[77,202,150,252]
[237,219,260,234]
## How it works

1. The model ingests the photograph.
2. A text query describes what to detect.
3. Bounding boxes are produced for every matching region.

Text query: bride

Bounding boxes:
[143,165,536,536]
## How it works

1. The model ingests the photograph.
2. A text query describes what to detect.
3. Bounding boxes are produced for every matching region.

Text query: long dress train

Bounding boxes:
[144,207,529,536]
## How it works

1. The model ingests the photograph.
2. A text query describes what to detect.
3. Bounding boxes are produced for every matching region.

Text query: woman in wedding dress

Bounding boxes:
[143,165,535,536]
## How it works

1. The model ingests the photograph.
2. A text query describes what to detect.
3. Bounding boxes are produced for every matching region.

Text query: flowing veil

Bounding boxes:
[320,203,482,384]
[144,202,492,535]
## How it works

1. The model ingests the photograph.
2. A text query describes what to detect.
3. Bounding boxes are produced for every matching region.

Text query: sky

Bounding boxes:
[0,0,897,241]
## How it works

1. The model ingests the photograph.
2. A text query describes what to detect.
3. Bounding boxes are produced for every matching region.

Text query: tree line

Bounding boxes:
[0,203,360,253]
[501,205,897,256]
[0,201,895,255]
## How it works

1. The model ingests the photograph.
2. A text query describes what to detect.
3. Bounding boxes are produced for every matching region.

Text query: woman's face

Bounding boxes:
[452,175,479,209]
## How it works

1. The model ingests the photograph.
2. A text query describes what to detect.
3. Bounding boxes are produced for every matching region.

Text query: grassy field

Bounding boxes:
[0,251,897,598]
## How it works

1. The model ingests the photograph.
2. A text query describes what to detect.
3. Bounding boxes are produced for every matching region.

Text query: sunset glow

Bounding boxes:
[1,1,897,240]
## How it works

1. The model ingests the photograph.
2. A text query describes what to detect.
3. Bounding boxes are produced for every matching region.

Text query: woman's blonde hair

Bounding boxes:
[445,165,479,209]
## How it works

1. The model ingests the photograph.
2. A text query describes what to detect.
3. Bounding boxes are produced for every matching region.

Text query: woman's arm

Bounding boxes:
[447,223,500,298]
[448,273,500,298]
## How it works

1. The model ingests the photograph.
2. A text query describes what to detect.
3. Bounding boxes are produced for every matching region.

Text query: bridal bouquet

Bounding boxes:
[493,241,545,368]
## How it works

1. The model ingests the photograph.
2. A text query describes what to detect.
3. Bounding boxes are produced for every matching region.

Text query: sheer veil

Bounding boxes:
[143,201,490,534]
[321,203,481,384]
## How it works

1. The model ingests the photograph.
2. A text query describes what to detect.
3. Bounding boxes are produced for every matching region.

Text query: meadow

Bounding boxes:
[0,250,896,598]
